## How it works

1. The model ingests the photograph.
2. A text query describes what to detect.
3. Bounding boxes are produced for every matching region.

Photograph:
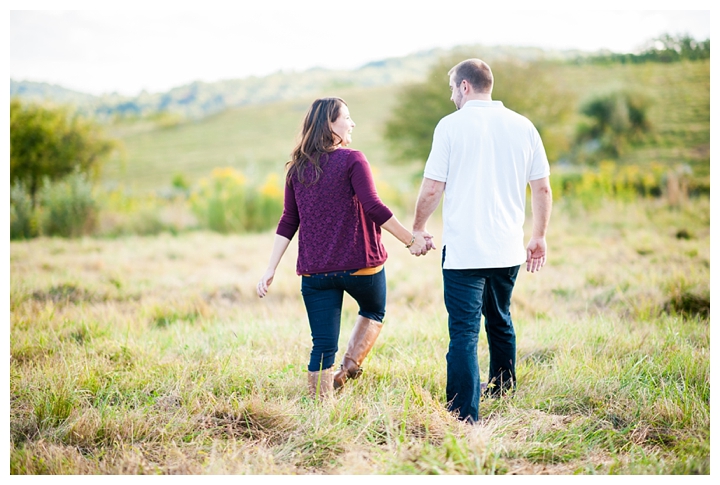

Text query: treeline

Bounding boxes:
[577,34,710,64]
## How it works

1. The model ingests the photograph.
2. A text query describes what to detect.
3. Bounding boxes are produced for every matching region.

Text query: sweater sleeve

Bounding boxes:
[348,151,393,226]
[276,177,300,239]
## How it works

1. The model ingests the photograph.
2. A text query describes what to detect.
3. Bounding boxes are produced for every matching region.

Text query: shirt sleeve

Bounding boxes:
[276,177,300,239]
[423,118,451,183]
[347,151,393,226]
[528,125,551,181]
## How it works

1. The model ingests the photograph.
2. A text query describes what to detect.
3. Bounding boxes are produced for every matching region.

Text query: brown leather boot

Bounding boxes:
[307,366,335,400]
[333,316,383,390]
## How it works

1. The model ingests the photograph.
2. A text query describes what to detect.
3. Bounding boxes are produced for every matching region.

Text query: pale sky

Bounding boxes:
[7,2,714,96]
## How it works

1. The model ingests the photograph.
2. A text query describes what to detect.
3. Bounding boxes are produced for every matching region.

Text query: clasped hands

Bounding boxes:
[408,230,435,257]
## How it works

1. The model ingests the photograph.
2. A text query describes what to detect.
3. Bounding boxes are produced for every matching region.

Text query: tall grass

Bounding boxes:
[10,194,709,474]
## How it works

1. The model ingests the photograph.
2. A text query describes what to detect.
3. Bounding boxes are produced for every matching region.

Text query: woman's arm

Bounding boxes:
[380,216,429,256]
[258,177,297,298]
[276,177,300,240]
[257,234,291,298]
[347,152,394,225]
[348,152,430,255]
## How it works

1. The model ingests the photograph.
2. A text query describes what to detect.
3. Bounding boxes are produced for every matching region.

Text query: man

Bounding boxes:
[411,58,552,423]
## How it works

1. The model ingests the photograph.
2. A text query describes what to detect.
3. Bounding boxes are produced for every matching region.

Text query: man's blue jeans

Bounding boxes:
[301,268,386,372]
[442,253,520,422]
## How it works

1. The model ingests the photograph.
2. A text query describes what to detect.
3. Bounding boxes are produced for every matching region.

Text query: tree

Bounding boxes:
[10,98,116,206]
[384,59,455,164]
[383,54,574,166]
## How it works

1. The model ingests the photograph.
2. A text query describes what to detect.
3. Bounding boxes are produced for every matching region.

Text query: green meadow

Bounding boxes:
[10,57,710,474]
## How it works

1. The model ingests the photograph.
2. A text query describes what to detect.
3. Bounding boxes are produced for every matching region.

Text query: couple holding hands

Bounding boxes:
[256,58,552,423]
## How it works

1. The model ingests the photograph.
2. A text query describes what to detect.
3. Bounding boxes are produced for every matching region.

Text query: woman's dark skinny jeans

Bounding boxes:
[301,268,386,372]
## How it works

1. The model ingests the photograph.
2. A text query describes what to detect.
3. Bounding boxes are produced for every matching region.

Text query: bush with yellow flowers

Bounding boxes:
[190,168,283,233]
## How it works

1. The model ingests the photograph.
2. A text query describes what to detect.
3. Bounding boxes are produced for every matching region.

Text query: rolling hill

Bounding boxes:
[98,59,709,194]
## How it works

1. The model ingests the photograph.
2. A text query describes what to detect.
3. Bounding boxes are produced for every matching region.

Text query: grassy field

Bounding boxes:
[9,194,710,474]
[9,56,711,474]
[100,60,710,193]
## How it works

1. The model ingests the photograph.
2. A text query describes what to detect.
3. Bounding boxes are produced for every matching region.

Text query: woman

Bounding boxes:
[256,97,426,399]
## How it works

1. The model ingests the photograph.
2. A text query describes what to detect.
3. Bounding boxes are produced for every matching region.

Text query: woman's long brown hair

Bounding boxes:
[286,97,346,185]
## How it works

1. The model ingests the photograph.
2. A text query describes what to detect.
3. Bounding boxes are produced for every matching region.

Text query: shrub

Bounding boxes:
[574,90,652,161]
[171,173,191,192]
[38,171,98,238]
[10,182,39,240]
[245,173,284,232]
[190,167,248,233]
[190,168,283,234]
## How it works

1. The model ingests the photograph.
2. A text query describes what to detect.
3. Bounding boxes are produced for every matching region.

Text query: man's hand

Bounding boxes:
[410,230,435,256]
[525,236,547,273]
[411,178,444,256]
[527,177,551,273]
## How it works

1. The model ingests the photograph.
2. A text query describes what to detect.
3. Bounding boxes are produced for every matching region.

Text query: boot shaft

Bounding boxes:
[344,316,383,374]
[334,316,383,389]
[307,367,334,399]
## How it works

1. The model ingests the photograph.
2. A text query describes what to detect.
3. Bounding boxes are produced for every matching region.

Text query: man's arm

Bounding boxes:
[526,176,552,273]
[411,177,446,255]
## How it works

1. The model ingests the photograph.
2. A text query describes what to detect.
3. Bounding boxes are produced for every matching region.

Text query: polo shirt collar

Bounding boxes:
[462,100,504,109]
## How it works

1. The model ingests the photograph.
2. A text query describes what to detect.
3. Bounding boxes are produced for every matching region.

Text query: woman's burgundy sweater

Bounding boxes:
[276,148,393,275]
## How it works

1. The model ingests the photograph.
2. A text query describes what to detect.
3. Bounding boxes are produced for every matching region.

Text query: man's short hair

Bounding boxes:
[449,59,493,93]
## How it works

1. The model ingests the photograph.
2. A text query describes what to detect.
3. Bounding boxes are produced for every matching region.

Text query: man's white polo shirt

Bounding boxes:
[424,100,550,270]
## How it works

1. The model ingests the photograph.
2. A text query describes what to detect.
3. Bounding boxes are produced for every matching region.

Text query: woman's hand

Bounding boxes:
[257,235,291,298]
[257,269,275,298]
[409,230,435,256]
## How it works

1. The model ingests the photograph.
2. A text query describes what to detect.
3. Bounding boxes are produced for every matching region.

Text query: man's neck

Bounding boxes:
[459,92,492,108]
[466,92,492,102]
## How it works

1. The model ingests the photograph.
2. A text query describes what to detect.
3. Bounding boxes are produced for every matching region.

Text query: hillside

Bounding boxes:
[101,84,407,192]
[100,59,710,194]
[558,60,710,173]
[11,44,584,122]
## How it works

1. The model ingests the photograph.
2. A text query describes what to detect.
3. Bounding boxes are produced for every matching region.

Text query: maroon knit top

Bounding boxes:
[276,148,394,275]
